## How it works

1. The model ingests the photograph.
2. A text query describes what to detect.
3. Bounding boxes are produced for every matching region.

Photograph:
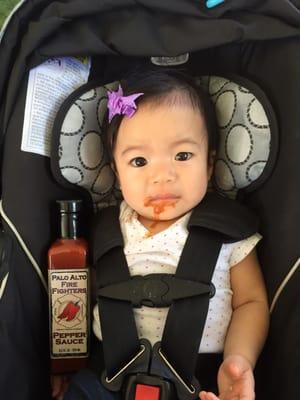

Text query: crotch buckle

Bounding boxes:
[123,374,176,400]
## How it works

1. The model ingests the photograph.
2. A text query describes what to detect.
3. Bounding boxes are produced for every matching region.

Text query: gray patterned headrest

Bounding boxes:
[199,76,277,198]
[51,76,277,207]
[51,81,120,208]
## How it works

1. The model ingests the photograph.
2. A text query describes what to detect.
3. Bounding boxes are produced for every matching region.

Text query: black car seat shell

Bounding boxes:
[0,1,300,399]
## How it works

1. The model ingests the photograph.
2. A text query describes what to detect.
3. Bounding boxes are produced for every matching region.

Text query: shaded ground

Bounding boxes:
[0,0,20,28]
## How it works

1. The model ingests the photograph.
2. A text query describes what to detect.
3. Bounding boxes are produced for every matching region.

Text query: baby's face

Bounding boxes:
[114,103,213,231]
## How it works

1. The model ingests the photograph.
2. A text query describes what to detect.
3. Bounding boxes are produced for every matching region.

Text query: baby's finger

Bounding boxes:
[201,391,220,400]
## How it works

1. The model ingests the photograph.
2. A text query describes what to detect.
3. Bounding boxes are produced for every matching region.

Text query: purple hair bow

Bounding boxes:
[107,85,144,123]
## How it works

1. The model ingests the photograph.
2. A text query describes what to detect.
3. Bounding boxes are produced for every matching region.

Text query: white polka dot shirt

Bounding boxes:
[93,201,261,353]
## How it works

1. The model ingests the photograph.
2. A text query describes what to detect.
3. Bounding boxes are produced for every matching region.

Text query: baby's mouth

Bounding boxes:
[144,195,179,217]
[142,195,180,236]
[146,194,180,203]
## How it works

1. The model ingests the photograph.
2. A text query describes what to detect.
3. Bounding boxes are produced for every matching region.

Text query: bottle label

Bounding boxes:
[49,268,89,358]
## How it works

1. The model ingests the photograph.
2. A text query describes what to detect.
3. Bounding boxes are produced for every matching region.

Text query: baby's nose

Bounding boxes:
[151,162,176,184]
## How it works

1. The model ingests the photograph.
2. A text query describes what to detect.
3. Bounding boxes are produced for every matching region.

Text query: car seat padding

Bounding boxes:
[51,75,277,206]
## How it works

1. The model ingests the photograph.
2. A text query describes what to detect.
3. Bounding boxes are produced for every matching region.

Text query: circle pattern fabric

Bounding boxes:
[58,82,119,207]
[57,76,271,206]
[200,76,271,198]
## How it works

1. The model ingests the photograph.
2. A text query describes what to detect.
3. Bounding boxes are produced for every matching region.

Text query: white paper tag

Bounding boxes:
[21,57,91,157]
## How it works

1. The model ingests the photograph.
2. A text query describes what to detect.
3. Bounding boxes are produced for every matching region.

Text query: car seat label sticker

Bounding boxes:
[21,57,91,157]
[151,53,189,66]
[49,268,90,358]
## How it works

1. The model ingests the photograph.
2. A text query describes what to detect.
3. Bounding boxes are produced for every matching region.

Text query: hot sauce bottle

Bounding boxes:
[48,200,89,374]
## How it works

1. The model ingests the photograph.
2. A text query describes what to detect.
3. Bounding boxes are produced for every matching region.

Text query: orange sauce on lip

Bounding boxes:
[143,196,179,236]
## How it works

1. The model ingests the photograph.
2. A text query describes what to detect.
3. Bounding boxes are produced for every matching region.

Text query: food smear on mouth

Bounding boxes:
[143,196,178,236]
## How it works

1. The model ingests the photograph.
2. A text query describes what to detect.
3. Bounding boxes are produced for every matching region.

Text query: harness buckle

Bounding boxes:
[101,339,201,400]
[123,374,176,400]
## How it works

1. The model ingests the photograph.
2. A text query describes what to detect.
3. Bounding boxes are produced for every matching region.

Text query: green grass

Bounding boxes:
[0,0,21,28]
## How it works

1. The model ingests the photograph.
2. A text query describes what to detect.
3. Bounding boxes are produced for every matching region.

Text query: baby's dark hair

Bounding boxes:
[106,68,219,163]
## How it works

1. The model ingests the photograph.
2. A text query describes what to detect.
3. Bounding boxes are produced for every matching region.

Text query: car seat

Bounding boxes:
[0,1,300,399]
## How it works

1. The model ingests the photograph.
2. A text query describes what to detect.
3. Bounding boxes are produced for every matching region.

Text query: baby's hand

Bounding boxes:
[199,355,255,400]
[51,375,69,400]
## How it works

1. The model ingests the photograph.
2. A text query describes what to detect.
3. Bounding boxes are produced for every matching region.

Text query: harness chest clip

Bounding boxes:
[98,273,215,308]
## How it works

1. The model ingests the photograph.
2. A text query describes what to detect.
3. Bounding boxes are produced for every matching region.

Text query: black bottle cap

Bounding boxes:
[56,200,82,239]
[57,200,82,214]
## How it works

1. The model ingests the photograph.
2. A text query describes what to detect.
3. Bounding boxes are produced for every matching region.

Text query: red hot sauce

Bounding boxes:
[48,200,89,374]
[143,197,178,236]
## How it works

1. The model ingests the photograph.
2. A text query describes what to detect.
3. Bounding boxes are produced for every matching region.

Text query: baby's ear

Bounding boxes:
[111,162,121,188]
[207,150,216,180]
[111,161,117,175]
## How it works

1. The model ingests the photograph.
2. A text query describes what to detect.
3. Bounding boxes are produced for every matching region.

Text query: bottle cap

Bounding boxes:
[57,200,82,214]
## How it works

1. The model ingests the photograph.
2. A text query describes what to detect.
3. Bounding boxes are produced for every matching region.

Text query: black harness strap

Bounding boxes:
[93,207,141,379]
[158,227,223,385]
[96,250,141,379]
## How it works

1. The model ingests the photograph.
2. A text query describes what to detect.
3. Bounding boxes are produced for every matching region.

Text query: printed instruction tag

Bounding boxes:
[21,57,91,157]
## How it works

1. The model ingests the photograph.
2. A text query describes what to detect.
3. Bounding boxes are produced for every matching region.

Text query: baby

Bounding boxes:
[58,69,269,400]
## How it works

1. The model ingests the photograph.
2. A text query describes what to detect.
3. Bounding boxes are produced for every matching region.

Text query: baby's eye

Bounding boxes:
[175,152,193,161]
[130,157,147,167]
